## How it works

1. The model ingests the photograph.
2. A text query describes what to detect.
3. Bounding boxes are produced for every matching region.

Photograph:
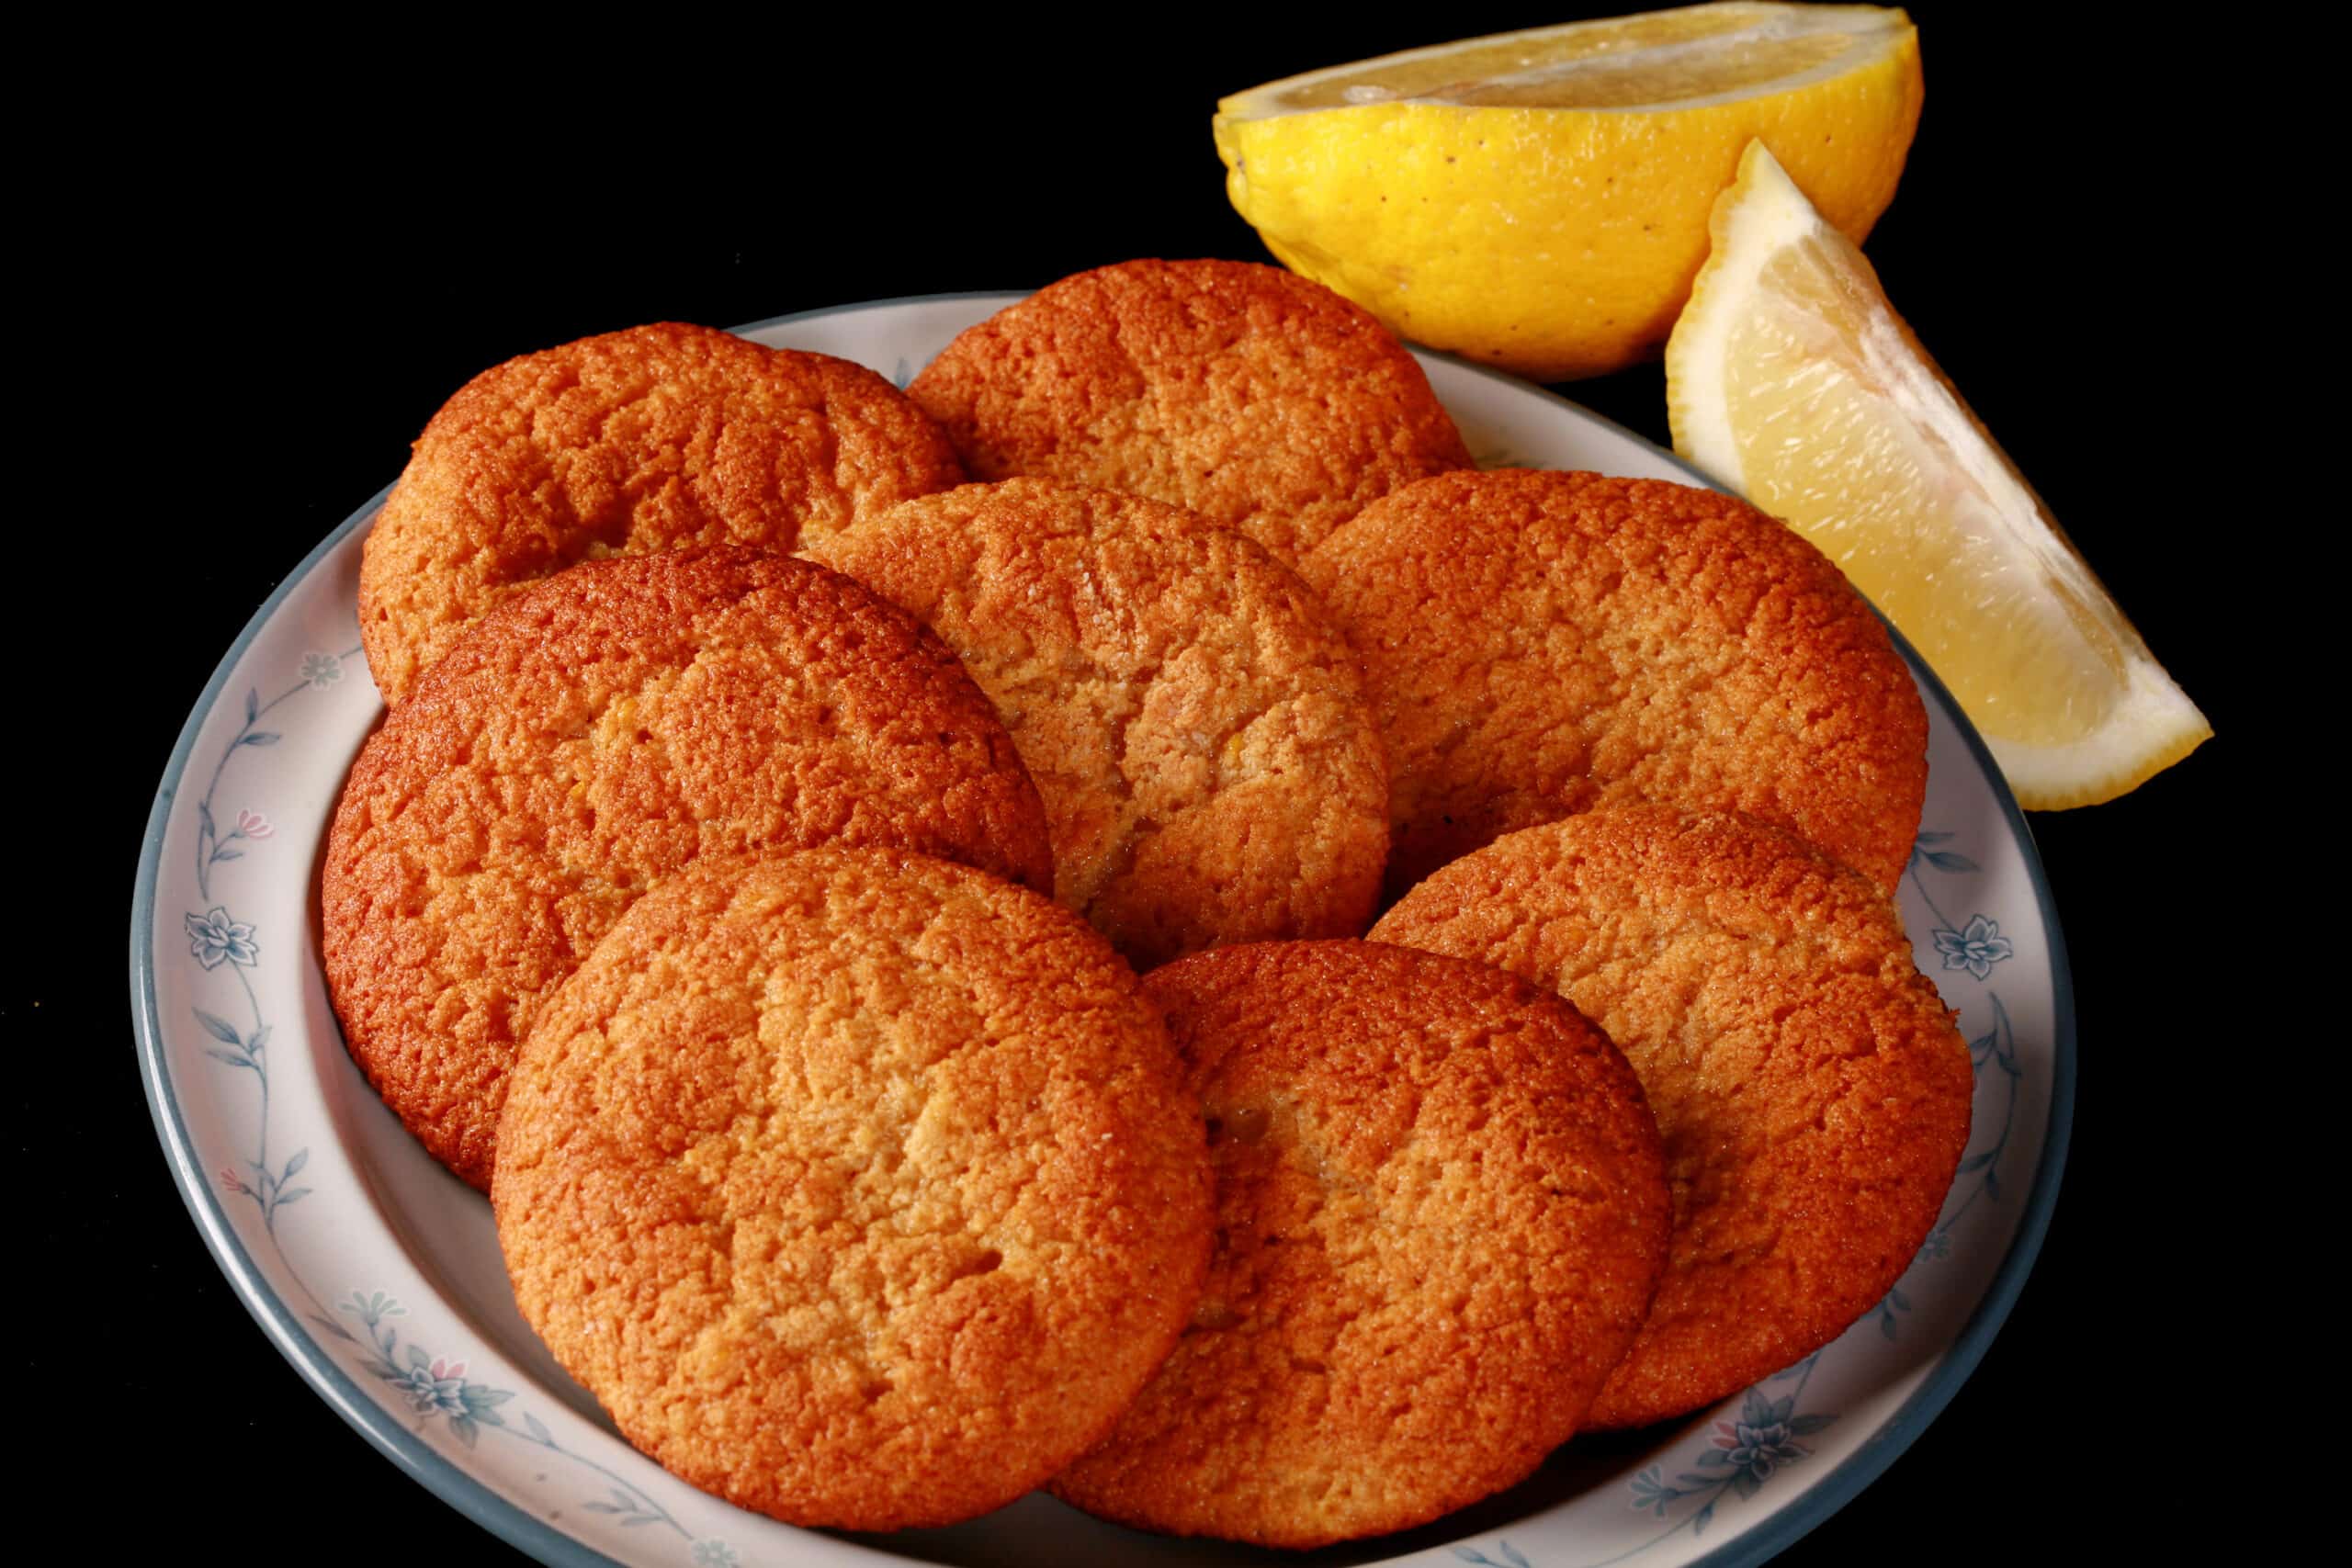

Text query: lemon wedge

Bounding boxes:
[1668,141,2210,807]
[1214,3,1923,379]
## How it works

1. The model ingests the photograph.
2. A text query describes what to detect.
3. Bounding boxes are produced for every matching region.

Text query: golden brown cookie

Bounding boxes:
[322,549,1053,1190]
[1053,940,1669,1547]
[493,847,1212,1530]
[805,477,1388,967]
[907,259,1471,569]
[1372,807,1973,1429]
[1302,468,1928,898]
[359,322,962,702]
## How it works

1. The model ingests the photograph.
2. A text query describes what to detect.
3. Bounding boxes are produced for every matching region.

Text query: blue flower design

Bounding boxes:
[1710,1417,1810,1491]
[183,647,709,1535]
[1626,1383,1836,1540]
[692,1543,741,1568]
[376,1344,514,1447]
[1932,915,2013,980]
[395,1355,472,1419]
[185,907,259,969]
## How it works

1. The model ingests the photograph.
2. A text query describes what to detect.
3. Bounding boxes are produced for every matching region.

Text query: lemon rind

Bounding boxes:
[1991,661,2212,810]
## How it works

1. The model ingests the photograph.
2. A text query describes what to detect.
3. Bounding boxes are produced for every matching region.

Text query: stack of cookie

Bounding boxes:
[322,260,1972,1548]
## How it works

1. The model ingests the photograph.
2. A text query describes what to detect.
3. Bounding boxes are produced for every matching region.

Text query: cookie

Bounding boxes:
[907,259,1471,569]
[493,847,1212,1530]
[1301,468,1928,897]
[1372,807,1973,1429]
[322,548,1053,1190]
[359,322,962,701]
[805,477,1388,967]
[1053,940,1669,1547]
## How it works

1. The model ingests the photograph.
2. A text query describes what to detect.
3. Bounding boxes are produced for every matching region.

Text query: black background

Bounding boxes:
[34,6,2243,1562]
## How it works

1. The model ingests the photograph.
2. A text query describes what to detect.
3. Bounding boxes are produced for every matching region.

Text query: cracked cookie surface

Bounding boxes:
[1303,468,1928,897]
[359,321,962,702]
[322,549,1053,1190]
[1052,940,1668,1547]
[493,847,1211,1529]
[1372,807,1973,1429]
[806,477,1387,968]
[907,259,1470,570]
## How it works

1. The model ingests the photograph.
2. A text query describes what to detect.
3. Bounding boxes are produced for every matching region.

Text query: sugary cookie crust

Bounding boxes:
[907,259,1471,569]
[1372,807,1973,1428]
[322,549,1052,1190]
[807,476,1388,967]
[1054,939,1668,1546]
[494,847,1211,1529]
[1303,468,1928,897]
[360,321,962,701]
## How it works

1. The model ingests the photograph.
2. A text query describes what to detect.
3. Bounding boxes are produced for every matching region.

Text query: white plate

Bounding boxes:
[131,293,2074,1568]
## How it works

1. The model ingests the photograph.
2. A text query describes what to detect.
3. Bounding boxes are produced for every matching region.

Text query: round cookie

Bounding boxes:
[907,258,1472,569]
[1053,940,1669,1547]
[805,476,1388,968]
[1302,468,1928,897]
[1371,807,1973,1429]
[360,322,962,702]
[493,847,1213,1530]
[322,548,1053,1190]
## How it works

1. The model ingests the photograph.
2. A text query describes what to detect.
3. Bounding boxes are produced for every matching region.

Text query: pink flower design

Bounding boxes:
[234,809,275,840]
[218,1166,247,1195]
[430,1358,467,1382]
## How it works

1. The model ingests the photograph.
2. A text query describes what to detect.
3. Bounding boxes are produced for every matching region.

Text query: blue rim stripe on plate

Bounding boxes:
[130,292,2075,1568]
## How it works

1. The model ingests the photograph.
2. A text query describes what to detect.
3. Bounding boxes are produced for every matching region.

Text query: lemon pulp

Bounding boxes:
[1669,143,2210,807]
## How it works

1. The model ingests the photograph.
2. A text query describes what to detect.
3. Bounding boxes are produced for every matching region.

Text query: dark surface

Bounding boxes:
[39,6,2237,1561]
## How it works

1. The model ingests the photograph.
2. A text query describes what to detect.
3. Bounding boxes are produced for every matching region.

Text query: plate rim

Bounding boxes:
[128,290,2076,1568]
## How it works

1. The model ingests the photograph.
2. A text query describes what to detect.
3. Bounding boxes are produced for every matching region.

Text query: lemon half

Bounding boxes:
[1668,142,2211,807]
[1215,3,1923,379]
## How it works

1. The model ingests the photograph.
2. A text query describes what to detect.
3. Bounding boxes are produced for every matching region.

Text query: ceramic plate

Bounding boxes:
[130,293,2074,1568]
